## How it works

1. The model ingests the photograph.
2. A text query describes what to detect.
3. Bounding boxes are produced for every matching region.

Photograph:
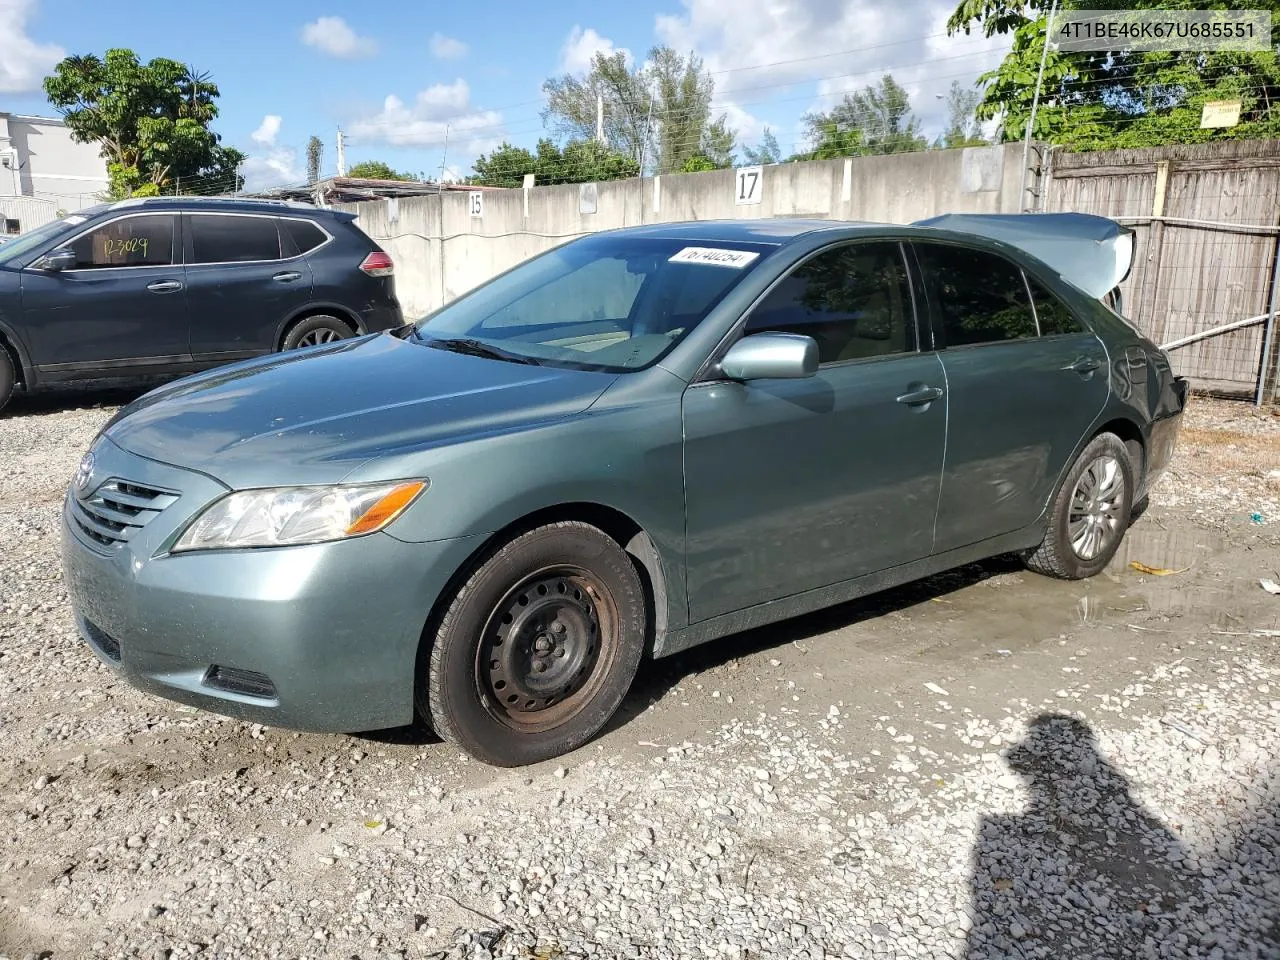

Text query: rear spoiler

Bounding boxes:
[911,212,1135,301]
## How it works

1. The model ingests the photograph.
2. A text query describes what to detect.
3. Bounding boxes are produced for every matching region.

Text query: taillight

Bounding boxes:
[360,251,394,277]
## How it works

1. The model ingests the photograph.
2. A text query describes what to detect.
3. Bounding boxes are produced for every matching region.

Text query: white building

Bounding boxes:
[0,112,110,233]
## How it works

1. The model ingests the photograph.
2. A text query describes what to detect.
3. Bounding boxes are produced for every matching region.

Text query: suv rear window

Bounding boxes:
[189,215,281,264]
[283,219,327,254]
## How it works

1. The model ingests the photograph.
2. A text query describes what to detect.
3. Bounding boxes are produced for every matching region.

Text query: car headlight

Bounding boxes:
[173,480,427,552]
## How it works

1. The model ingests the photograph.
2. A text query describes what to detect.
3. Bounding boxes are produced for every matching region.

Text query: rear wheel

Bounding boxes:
[1025,432,1134,580]
[281,315,352,351]
[423,522,646,767]
[0,347,15,414]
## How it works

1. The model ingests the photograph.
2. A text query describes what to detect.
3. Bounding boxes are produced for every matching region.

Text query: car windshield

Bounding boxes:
[0,214,89,264]
[414,234,772,372]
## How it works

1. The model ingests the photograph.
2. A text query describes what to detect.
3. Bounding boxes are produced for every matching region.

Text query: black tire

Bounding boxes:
[423,522,646,767]
[0,346,14,414]
[1025,432,1135,580]
[281,314,352,351]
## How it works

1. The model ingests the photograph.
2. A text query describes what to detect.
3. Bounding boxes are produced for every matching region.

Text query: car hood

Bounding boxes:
[104,333,619,489]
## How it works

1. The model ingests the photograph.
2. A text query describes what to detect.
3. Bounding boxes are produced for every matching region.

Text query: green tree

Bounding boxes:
[470,142,539,188]
[741,127,783,165]
[306,135,324,184]
[542,44,736,173]
[802,75,927,158]
[936,80,987,148]
[542,50,653,164]
[789,120,866,161]
[346,159,415,181]
[469,138,638,187]
[680,116,737,172]
[43,49,244,199]
[947,0,1280,149]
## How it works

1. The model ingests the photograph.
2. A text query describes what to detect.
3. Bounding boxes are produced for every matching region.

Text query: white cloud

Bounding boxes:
[301,16,377,59]
[347,80,503,157]
[558,25,631,75]
[429,32,468,60]
[241,114,304,191]
[0,0,64,93]
[655,0,1011,145]
[251,114,282,145]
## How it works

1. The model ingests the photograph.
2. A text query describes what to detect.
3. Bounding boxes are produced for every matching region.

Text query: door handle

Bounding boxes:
[896,385,945,406]
[146,280,183,293]
[272,271,303,282]
[1065,357,1101,376]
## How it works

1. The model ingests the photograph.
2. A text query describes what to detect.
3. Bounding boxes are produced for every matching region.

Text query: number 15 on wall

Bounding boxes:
[735,166,763,206]
[468,192,484,217]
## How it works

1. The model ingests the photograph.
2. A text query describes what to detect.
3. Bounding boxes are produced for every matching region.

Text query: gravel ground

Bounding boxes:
[1,386,1278,960]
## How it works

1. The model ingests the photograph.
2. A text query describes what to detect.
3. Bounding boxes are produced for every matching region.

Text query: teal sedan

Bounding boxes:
[61,215,1187,766]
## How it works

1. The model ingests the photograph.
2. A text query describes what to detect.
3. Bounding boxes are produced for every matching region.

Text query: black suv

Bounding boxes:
[0,197,402,411]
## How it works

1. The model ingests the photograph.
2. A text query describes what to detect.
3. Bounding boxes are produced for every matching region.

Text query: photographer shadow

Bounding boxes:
[965,713,1279,958]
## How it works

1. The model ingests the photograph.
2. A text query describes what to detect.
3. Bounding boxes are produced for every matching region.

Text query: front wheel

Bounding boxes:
[423,522,647,766]
[1025,432,1134,580]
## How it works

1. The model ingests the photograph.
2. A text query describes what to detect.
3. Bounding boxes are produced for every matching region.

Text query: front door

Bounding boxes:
[182,213,315,361]
[19,213,189,375]
[911,241,1112,553]
[682,241,947,624]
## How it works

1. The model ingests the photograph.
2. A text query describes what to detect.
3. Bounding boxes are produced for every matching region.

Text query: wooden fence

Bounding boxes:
[1041,140,1280,401]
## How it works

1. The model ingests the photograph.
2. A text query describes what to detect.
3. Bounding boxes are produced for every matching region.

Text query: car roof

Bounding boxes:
[600,218,870,245]
[102,196,345,219]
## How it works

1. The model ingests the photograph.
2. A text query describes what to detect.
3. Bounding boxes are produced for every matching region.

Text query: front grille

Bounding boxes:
[203,665,278,700]
[82,619,122,662]
[72,479,179,547]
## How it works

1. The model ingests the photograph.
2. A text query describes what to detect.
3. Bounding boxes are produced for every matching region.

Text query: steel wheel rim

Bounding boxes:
[297,328,343,347]
[476,565,619,733]
[1067,454,1125,561]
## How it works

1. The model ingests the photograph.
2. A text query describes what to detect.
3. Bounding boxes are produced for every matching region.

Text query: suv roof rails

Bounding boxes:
[110,196,320,212]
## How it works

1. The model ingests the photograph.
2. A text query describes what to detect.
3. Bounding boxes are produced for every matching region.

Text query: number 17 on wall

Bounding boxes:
[735,166,763,206]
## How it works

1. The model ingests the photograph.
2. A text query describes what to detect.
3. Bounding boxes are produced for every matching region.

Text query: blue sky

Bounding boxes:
[2,0,1011,190]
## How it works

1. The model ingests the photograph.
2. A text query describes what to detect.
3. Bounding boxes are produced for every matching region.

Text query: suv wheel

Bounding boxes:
[0,347,15,413]
[422,522,647,767]
[282,315,352,351]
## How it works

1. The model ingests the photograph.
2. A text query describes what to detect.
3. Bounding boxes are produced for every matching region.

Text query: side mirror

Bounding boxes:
[720,332,818,381]
[40,247,77,271]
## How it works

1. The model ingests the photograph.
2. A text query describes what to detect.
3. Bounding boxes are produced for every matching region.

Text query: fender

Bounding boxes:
[0,314,35,387]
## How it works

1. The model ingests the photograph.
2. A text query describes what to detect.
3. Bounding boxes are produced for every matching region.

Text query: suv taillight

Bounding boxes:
[360,251,394,277]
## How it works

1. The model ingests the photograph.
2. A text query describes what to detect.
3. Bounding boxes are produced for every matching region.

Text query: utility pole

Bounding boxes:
[336,127,347,177]
[596,94,605,144]
[1020,0,1058,211]
[440,124,450,183]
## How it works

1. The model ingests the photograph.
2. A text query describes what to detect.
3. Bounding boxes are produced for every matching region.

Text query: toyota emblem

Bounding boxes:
[74,451,95,493]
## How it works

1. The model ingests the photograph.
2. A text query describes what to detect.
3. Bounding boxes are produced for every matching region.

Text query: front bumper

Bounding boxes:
[61,436,484,732]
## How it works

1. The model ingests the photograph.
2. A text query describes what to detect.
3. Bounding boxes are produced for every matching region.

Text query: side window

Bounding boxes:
[69,215,175,269]
[914,243,1037,346]
[744,242,915,364]
[189,215,282,264]
[1028,275,1085,336]
[283,219,327,255]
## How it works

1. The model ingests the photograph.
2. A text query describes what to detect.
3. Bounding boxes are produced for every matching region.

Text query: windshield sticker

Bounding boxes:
[62,215,86,226]
[668,246,760,268]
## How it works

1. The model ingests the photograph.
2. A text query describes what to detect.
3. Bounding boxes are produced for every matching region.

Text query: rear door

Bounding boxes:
[182,213,314,362]
[911,241,1111,553]
[19,212,190,374]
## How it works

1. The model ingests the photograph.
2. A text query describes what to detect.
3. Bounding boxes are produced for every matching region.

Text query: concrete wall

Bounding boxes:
[340,143,1028,318]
